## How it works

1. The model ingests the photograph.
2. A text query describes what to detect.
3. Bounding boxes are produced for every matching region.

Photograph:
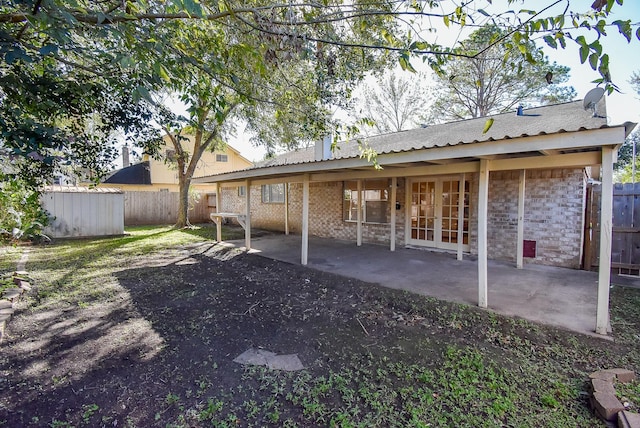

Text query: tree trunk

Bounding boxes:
[176,174,191,228]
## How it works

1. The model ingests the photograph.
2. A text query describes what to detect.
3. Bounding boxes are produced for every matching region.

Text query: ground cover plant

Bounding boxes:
[0,225,639,427]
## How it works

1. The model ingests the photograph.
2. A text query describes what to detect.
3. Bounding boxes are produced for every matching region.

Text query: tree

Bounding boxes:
[613,132,640,183]
[147,8,392,226]
[631,71,640,94]
[1,1,638,231]
[614,131,640,174]
[355,71,431,135]
[428,25,576,122]
[613,72,640,178]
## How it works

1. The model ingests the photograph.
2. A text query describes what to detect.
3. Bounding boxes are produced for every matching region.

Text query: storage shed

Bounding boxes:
[42,186,124,238]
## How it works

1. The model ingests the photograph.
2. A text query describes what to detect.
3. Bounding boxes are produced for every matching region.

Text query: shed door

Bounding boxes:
[409,177,470,251]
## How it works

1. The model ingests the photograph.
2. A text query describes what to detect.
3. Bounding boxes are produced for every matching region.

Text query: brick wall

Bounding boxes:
[219,169,585,268]
[482,168,585,268]
[221,180,406,246]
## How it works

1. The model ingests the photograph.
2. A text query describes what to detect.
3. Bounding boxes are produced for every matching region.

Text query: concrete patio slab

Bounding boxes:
[224,233,632,337]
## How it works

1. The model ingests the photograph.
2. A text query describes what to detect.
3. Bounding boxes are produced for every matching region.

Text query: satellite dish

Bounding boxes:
[583,87,605,117]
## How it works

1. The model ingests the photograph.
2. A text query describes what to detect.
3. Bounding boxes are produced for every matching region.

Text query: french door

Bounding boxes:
[408,177,470,251]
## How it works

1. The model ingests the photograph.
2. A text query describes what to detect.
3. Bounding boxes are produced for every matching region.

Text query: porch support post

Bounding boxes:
[517,170,526,269]
[284,183,289,235]
[478,159,489,308]
[390,177,397,251]
[244,179,251,251]
[357,179,363,246]
[215,183,222,242]
[457,174,465,261]
[405,178,411,246]
[301,175,310,265]
[596,147,614,335]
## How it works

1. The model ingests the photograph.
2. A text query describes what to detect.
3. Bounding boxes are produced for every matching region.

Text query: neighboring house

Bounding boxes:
[195,99,636,335]
[104,135,253,192]
[102,136,253,224]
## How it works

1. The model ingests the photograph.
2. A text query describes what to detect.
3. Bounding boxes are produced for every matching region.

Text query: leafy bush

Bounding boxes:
[0,175,50,242]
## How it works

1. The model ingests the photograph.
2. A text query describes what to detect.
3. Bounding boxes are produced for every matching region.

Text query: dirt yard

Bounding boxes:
[0,227,639,427]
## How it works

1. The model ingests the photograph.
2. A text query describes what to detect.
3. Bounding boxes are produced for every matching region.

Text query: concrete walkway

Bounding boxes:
[229,234,618,337]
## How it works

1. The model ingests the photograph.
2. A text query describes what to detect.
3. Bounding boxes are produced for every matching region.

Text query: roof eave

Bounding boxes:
[194,125,626,184]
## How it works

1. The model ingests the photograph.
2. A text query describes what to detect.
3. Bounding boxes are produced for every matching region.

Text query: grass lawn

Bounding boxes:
[0,224,639,427]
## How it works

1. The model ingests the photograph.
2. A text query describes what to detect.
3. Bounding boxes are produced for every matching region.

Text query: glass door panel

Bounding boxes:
[409,177,470,251]
[410,180,436,245]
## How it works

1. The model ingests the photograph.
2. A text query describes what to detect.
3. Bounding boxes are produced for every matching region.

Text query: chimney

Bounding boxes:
[516,105,524,116]
[314,134,333,161]
[122,144,130,168]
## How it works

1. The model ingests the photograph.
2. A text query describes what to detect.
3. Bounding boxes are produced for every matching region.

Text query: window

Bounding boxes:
[343,179,390,224]
[216,154,228,162]
[238,186,246,197]
[261,184,285,203]
[207,193,217,208]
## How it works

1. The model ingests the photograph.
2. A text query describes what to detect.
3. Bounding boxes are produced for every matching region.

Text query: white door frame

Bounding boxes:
[406,175,470,252]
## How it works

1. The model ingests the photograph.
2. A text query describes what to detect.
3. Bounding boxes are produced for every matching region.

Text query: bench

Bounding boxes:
[210,212,247,242]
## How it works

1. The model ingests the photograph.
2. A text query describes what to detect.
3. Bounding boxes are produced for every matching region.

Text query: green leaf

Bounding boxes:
[382,30,395,45]
[443,15,450,27]
[153,62,171,82]
[119,56,134,68]
[96,12,108,24]
[558,36,566,49]
[525,52,535,64]
[482,118,495,134]
[579,45,589,64]
[38,44,58,56]
[478,9,489,17]
[183,0,204,18]
[398,54,416,73]
[135,85,152,102]
[410,41,429,51]
[588,53,599,70]
[606,0,615,13]
[543,35,557,49]
[541,19,549,31]
[612,20,632,42]
[595,20,607,37]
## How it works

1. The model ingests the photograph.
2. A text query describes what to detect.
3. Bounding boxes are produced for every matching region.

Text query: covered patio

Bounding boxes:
[228,233,606,336]
[197,101,637,336]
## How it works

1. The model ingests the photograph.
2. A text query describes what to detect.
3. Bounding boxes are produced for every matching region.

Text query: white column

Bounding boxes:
[245,179,251,251]
[356,179,363,246]
[284,183,289,235]
[596,147,614,335]
[301,175,310,265]
[457,174,465,261]
[478,160,489,308]
[405,178,411,246]
[517,170,526,269]
[215,183,222,242]
[390,177,397,251]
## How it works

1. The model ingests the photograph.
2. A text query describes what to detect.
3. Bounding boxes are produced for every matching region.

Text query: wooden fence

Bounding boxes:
[585,182,640,274]
[124,191,214,225]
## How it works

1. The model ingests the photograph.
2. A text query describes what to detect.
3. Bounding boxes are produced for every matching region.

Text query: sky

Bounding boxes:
[228,0,640,162]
